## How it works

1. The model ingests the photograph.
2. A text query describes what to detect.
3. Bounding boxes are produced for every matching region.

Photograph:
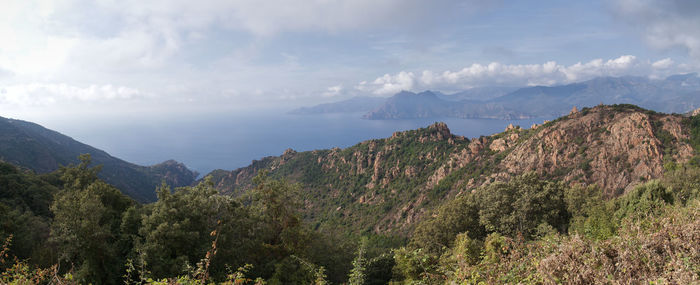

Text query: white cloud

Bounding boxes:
[0,0,475,74]
[613,0,700,60]
[0,0,482,102]
[356,55,682,95]
[322,85,344,98]
[358,71,416,95]
[0,83,146,106]
[652,58,674,69]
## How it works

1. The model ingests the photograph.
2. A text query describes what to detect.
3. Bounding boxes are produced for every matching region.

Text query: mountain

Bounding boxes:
[488,75,694,116]
[437,86,518,101]
[0,116,198,202]
[288,96,387,114]
[363,90,529,119]
[362,74,700,119]
[362,91,452,119]
[207,104,698,235]
[290,87,517,116]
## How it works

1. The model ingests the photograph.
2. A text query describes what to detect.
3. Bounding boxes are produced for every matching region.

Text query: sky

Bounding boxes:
[1,0,700,122]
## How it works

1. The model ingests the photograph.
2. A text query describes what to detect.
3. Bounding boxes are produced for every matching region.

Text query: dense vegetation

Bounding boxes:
[1,156,356,284]
[390,167,699,284]
[2,155,699,284]
[2,107,700,283]
[0,116,199,202]
[209,123,468,236]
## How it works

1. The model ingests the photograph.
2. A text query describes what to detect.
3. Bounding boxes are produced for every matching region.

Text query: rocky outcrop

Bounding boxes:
[499,108,687,195]
[148,160,200,187]
[206,105,696,235]
[688,108,700,117]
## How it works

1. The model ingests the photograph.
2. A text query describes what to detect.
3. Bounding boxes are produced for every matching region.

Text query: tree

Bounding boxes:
[565,184,616,239]
[247,171,312,278]
[50,154,134,284]
[410,192,484,255]
[137,178,254,280]
[0,161,57,264]
[348,238,368,285]
[477,172,568,239]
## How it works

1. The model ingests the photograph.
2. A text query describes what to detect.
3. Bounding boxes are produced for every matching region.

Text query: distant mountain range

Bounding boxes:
[288,96,386,114]
[0,116,198,202]
[291,73,700,119]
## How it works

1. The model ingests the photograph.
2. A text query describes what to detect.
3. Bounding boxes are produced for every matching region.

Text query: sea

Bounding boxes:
[45,111,549,175]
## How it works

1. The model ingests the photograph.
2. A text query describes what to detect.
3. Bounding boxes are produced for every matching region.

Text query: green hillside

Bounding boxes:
[0,116,198,202]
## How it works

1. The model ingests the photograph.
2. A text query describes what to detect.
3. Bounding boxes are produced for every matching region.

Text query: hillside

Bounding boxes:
[0,116,198,202]
[208,104,697,235]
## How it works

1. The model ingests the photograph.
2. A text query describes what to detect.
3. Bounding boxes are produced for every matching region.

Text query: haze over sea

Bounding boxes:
[41,111,548,175]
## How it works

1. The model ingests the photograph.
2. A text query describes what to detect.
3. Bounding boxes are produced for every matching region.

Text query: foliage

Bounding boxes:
[476,172,569,239]
[364,253,395,285]
[348,238,367,285]
[661,162,700,204]
[409,192,483,255]
[0,161,58,264]
[136,177,253,279]
[613,180,673,220]
[565,184,617,240]
[50,154,135,284]
[392,247,441,283]
[396,173,700,284]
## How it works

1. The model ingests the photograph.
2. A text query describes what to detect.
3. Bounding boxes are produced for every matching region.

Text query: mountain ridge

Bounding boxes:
[207,104,698,235]
[293,74,700,120]
[0,116,198,202]
[288,96,386,114]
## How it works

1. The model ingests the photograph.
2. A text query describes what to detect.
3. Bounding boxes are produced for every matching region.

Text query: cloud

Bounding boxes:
[359,71,416,95]
[101,0,480,37]
[652,58,674,69]
[321,85,344,98]
[0,0,485,91]
[612,0,700,60]
[0,83,146,106]
[356,55,682,95]
[36,0,479,40]
[0,67,13,79]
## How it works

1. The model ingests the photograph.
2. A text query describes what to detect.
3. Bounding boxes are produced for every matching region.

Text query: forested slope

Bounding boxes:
[0,116,198,202]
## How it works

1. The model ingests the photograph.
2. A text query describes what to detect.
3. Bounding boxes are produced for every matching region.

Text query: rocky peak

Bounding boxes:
[505,123,518,131]
[427,122,451,138]
[280,148,298,165]
[283,148,297,156]
[569,106,579,115]
[687,107,700,117]
[155,159,180,166]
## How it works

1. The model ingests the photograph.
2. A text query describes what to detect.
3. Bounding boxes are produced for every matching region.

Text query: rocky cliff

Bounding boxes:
[208,105,697,235]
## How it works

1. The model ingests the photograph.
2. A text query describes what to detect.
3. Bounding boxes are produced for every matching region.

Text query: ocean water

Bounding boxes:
[48,112,549,175]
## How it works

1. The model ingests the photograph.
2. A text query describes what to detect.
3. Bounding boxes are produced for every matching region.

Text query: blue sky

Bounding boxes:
[0,0,699,122]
